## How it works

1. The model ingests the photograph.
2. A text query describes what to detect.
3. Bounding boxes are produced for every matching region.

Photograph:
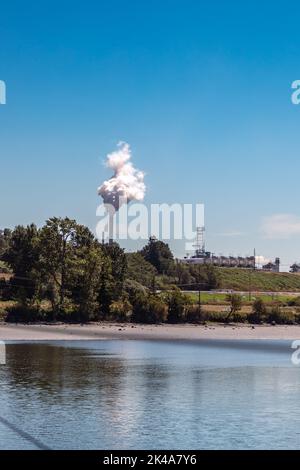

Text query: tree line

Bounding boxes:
[0,218,220,323]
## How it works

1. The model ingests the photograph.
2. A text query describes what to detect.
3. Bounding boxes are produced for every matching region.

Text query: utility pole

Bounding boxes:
[198,285,201,315]
[198,264,202,316]
[249,248,256,302]
[248,270,252,301]
[249,249,256,301]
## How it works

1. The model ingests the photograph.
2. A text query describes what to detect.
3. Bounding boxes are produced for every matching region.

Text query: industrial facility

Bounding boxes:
[290,263,300,273]
[182,227,280,272]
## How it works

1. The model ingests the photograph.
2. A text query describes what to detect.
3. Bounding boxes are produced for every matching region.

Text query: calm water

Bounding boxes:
[0,339,299,449]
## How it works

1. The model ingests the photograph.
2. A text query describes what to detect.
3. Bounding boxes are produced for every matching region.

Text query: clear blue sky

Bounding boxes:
[1,0,300,268]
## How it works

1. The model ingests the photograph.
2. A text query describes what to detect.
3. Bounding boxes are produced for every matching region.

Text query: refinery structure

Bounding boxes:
[183,227,280,272]
[97,144,298,274]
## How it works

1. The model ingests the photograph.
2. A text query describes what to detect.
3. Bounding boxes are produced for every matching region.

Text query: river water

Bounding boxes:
[0,339,299,449]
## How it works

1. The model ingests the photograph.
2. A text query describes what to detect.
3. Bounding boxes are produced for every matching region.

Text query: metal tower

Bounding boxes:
[193,226,206,257]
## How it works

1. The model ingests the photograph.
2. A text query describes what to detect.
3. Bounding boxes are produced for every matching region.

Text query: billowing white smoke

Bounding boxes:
[98,142,146,211]
[255,255,270,266]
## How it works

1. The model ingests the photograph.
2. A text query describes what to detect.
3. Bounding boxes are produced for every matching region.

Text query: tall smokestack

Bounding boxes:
[108,210,114,245]
[98,142,146,242]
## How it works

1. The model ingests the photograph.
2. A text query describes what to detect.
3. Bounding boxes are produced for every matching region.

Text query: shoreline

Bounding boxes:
[0,322,300,341]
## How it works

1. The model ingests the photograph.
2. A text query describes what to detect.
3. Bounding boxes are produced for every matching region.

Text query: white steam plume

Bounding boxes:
[98,142,146,211]
[255,255,271,266]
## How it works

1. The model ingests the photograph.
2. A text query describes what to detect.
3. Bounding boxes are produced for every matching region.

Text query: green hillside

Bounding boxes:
[217,268,300,292]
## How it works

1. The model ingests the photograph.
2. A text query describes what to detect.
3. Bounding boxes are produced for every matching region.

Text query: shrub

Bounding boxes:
[148,297,168,323]
[131,294,167,324]
[287,296,300,307]
[5,305,47,323]
[248,299,267,324]
[0,261,11,274]
[124,279,148,304]
[225,294,243,322]
[204,310,225,322]
[155,277,177,291]
[165,289,189,323]
[185,305,204,324]
[203,310,247,323]
[126,253,157,289]
[267,306,295,325]
[0,279,12,301]
[230,311,248,323]
[109,299,132,322]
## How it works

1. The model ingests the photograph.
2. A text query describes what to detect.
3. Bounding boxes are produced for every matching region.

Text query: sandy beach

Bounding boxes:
[0,322,300,341]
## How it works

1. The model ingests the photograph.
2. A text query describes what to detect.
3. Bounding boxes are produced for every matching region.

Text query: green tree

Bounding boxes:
[70,243,106,321]
[188,264,219,291]
[109,299,132,322]
[3,224,41,306]
[226,294,242,322]
[39,217,95,314]
[188,265,206,291]
[131,293,167,324]
[124,279,149,305]
[126,252,157,289]
[140,237,174,275]
[101,242,127,301]
[97,254,114,317]
[165,289,189,323]
[203,264,220,290]
[248,298,267,324]
[0,228,12,259]
[175,261,192,287]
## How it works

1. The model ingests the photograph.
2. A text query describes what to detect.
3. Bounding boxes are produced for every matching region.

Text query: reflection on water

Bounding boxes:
[0,339,299,449]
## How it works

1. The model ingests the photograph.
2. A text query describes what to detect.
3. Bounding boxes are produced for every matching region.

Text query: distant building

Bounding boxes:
[290,263,300,273]
[182,226,280,271]
[262,258,280,273]
[182,252,256,269]
[182,226,256,268]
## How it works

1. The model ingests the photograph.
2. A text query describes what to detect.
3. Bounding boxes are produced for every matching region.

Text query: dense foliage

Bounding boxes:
[0,219,220,323]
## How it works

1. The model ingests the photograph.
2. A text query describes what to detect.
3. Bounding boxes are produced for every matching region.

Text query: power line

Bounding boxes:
[0,415,51,450]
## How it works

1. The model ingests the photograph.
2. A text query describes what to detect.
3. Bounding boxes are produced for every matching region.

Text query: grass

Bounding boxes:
[158,267,300,293]
[0,298,299,325]
[185,291,296,305]
[216,268,300,292]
